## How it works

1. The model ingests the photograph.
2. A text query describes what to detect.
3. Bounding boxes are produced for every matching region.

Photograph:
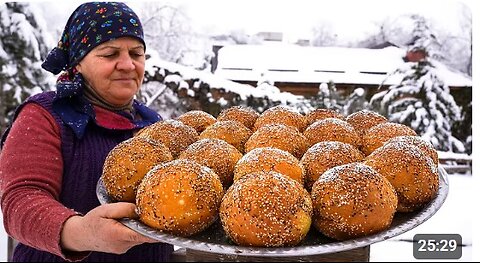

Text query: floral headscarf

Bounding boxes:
[42,2,145,75]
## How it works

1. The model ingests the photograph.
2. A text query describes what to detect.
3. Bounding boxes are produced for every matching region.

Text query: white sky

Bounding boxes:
[171,0,472,42]
[29,0,473,44]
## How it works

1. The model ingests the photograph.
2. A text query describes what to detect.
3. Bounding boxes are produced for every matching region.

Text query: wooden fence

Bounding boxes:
[438,151,472,174]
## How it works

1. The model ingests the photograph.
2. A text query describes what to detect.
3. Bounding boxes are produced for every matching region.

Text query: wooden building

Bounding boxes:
[212,43,472,100]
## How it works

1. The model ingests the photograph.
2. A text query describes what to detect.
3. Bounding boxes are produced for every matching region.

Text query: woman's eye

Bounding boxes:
[99,51,144,58]
[102,53,117,58]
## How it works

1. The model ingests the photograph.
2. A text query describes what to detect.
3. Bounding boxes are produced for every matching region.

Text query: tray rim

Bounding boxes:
[96,166,449,257]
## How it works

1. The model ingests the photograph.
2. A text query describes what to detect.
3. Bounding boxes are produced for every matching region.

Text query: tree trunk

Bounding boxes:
[0,86,7,136]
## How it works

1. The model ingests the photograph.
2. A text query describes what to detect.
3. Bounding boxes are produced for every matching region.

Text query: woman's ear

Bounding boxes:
[75,64,82,73]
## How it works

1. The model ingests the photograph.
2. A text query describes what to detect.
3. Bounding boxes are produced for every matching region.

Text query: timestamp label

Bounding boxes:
[413,234,462,259]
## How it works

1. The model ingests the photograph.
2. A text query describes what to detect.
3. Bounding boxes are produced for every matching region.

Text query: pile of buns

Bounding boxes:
[101,106,439,246]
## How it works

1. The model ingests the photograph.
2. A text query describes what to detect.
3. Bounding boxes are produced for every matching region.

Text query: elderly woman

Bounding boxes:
[0,2,173,262]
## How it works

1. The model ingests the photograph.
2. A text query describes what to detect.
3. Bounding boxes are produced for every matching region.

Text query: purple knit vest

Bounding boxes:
[9,92,173,262]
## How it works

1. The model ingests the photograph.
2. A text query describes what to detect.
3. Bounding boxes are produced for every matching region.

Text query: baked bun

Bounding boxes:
[199,120,252,153]
[305,108,345,126]
[245,124,309,159]
[136,120,199,158]
[234,147,304,185]
[102,136,173,202]
[345,109,388,137]
[176,110,216,134]
[220,171,312,247]
[179,138,243,189]
[364,141,439,212]
[311,162,397,240]
[303,118,361,148]
[253,105,308,132]
[362,122,417,155]
[300,141,364,191]
[386,136,438,165]
[136,159,224,236]
[217,106,259,130]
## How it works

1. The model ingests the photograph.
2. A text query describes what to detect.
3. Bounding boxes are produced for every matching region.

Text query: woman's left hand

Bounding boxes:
[60,202,158,254]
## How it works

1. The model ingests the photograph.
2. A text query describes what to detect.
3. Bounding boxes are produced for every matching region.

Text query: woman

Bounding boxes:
[0,2,173,262]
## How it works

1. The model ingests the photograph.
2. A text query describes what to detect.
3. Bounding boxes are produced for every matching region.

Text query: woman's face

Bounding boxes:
[76,37,145,106]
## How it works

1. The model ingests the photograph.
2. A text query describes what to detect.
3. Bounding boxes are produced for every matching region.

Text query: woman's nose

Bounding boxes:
[116,53,135,71]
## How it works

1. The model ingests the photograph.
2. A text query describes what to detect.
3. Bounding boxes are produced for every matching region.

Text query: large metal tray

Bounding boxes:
[96,166,448,257]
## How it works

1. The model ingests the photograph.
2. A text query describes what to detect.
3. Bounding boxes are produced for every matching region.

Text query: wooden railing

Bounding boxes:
[438,151,472,174]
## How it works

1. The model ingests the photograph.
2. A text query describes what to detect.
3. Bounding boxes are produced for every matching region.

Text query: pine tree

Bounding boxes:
[0,2,53,134]
[370,15,464,152]
[407,15,443,61]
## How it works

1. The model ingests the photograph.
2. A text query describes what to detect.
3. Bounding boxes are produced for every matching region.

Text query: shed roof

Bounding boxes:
[214,43,472,87]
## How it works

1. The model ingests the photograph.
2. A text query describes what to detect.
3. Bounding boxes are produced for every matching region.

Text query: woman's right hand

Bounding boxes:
[60,202,158,254]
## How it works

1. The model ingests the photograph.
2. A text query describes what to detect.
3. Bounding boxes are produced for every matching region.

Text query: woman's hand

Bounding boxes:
[60,202,157,254]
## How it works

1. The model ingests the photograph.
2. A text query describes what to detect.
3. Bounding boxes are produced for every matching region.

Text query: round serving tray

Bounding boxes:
[96,166,448,257]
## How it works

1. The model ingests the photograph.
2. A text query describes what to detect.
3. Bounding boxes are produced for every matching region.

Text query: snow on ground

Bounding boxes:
[370,172,472,262]
[0,172,473,261]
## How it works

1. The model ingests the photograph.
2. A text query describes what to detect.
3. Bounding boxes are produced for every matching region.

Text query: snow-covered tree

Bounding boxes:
[357,10,471,77]
[139,3,191,63]
[343,87,369,115]
[452,100,471,154]
[138,3,212,70]
[311,20,337,47]
[370,16,464,152]
[0,2,54,134]
[371,61,464,152]
[311,81,342,112]
[140,64,188,119]
[407,15,443,61]
[437,3,472,76]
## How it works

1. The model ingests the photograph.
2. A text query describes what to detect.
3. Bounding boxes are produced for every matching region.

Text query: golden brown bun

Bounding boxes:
[179,138,243,189]
[234,147,304,185]
[386,135,438,165]
[345,110,388,137]
[245,124,309,159]
[102,136,173,202]
[253,105,308,132]
[199,120,252,153]
[305,108,345,126]
[303,118,361,148]
[300,141,365,191]
[136,159,224,236]
[136,120,199,158]
[311,162,398,240]
[364,141,439,212]
[362,122,417,155]
[217,106,259,130]
[176,110,216,134]
[220,171,313,247]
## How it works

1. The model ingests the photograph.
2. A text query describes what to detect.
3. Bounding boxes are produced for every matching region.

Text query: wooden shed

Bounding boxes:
[212,43,472,100]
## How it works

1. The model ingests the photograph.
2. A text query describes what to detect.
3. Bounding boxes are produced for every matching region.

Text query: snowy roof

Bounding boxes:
[214,43,472,87]
[145,51,303,105]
